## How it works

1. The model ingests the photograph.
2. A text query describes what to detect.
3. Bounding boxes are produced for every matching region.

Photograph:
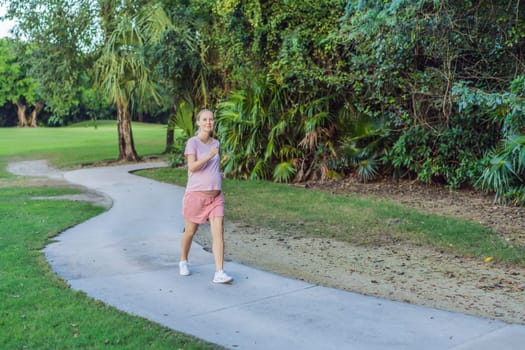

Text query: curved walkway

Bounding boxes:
[13,161,525,349]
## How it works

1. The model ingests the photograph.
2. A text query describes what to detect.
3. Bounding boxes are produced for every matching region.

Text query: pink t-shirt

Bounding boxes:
[184,136,222,192]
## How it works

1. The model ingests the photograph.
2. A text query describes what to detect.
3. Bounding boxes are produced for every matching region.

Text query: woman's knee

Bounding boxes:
[184,222,199,236]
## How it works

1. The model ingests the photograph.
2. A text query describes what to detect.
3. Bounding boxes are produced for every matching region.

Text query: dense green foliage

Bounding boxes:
[2,0,524,203]
[454,77,525,205]
[207,0,525,204]
[212,0,525,204]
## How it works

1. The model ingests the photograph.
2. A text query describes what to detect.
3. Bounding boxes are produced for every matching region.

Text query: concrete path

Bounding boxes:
[15,161,525,349]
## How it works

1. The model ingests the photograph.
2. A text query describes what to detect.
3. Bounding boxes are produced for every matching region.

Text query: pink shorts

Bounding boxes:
[182,191,224,224]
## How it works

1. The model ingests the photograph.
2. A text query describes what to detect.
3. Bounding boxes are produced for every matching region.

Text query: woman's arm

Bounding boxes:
[186,146,219,172]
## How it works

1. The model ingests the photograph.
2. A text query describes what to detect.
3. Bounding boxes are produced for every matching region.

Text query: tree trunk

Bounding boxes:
[16,101,28,127]
[164,104,176,153]
[28,100,45,127]
[117,100,140,162]
[165,125,174,153]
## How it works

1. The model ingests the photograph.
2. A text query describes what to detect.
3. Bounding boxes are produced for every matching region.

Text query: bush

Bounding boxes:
[454,76,525,203]
[384,109,498,189]
[167,136,187,168]
[477,135,525,205]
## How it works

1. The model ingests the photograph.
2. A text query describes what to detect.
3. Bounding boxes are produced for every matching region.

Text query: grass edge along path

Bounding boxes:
[0,185,222,350]
[135,167,525,266]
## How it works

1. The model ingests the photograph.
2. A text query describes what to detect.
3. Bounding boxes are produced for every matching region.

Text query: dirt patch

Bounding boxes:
[195,177,525,325]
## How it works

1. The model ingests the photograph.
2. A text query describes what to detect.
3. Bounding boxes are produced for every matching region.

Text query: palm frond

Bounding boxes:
[357,157,380,183]
[273,161,297,183]
[138,3,174,44]
[173,101,195,138]
[250,159,269,180]
[94,3,174,113]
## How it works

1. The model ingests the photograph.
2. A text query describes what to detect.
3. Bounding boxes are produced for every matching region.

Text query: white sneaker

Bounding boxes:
[213,270,233,284]
[179,261,190,276]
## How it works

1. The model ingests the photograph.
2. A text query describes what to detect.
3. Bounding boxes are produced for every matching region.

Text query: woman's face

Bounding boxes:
[198,111,215,133]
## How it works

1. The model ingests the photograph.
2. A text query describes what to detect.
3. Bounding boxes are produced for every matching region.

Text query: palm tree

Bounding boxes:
[94,2,172,161]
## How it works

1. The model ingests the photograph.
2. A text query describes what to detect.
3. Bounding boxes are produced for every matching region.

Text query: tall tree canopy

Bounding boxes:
[2,0,524,203]
[2,0,174,160]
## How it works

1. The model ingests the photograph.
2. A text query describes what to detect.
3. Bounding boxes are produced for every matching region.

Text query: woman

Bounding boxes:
[179,108,233,284]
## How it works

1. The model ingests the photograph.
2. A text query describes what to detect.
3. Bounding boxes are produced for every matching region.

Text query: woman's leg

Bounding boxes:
[209,216,224,271]
[181,220,199,262]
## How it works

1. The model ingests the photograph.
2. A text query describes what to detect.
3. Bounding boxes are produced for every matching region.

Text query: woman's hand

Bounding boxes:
[208,146,219,160]
[187,147,219,172]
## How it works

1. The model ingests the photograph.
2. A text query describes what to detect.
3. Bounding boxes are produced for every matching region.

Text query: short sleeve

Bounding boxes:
[184,137,197,156]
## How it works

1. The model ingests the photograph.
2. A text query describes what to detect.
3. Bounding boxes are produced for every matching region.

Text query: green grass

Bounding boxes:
[0,186,219,349]
[0,122,166,177]
[135,167,525,265]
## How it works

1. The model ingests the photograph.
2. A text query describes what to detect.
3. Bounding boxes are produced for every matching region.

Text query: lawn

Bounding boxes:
[0,121,166,177]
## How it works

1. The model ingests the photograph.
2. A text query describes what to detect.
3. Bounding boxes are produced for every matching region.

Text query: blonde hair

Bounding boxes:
[196,108,215,137]
[196,108,213,121]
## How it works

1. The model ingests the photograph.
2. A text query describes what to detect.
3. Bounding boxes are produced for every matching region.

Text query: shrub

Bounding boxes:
[454,76,525,203]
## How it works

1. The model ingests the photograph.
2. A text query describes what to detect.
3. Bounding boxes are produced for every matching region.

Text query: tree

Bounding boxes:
[1,0,98,120]
[0,38,42,127]
[94,2,174,161]
[153,0,220,152]
[2,0,173,160]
